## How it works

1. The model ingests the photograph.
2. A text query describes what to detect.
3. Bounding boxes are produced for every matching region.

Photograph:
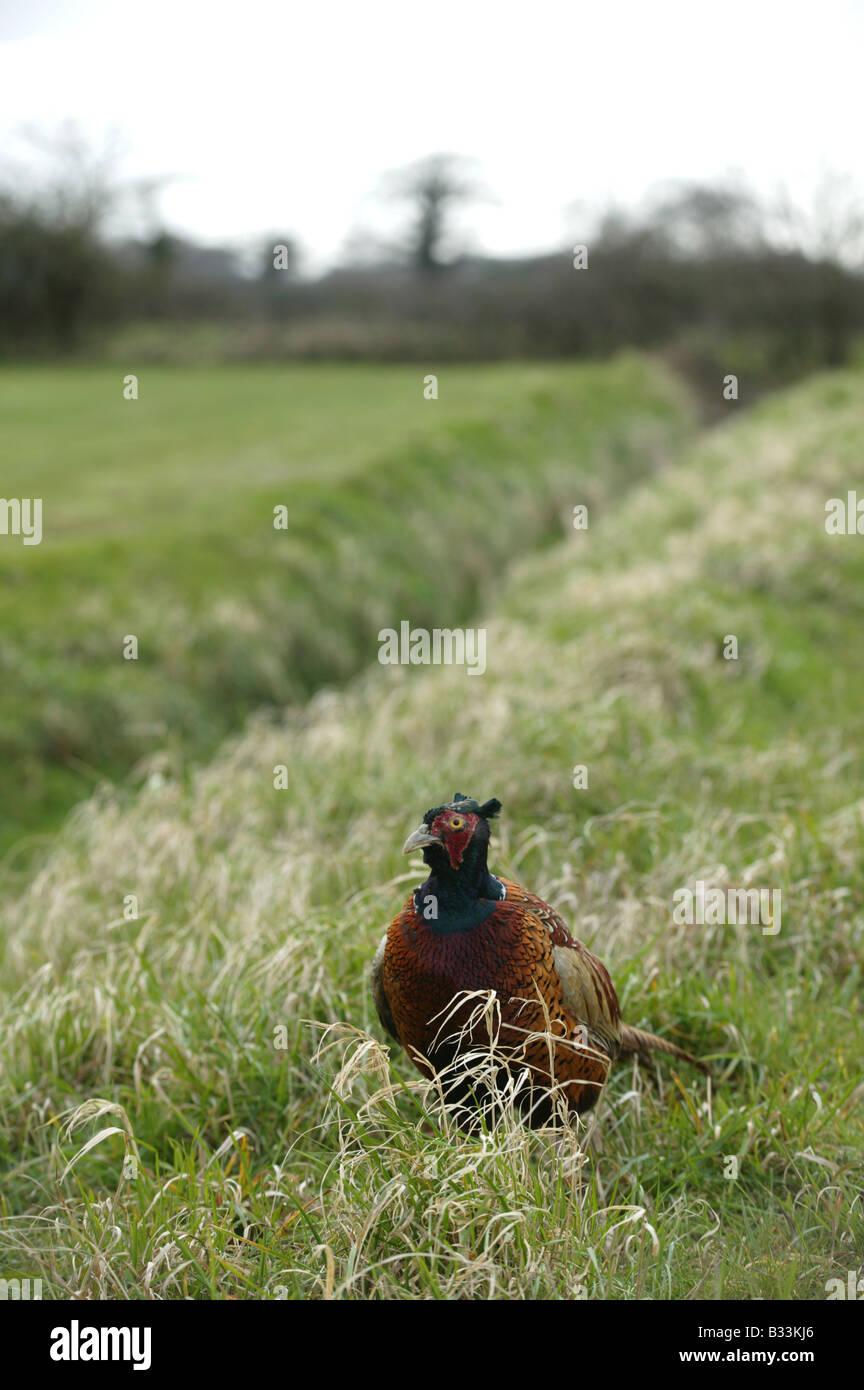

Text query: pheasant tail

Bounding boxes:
[619,1024,710,1076]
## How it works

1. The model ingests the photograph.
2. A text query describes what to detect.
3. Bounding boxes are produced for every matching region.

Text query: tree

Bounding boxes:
[0,123,123,351]
[383,153,483,274]
[771,172,864,366]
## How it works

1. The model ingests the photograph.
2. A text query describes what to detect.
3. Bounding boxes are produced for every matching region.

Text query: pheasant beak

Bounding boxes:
[402,824,441,855]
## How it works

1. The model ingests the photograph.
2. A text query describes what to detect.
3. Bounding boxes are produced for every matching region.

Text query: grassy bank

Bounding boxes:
[0,366,861,1299]
[0,357,691,854]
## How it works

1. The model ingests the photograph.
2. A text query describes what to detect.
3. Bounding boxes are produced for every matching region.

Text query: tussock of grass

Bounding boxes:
[1,365,862,1299]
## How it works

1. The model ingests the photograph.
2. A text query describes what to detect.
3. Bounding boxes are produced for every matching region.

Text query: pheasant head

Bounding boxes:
[402,793,502,871]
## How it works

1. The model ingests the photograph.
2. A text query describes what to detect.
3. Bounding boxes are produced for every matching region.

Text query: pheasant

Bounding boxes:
[371,794,707,1126]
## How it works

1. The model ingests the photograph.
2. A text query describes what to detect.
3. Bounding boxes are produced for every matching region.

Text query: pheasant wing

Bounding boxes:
[370,930,400,1044]
[499,878,622,1059]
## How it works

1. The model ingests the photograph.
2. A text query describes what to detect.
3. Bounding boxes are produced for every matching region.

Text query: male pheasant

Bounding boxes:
[371,794,706,1126]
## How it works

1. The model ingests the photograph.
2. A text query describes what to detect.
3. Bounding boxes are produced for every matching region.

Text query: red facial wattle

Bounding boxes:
[430,811,478,869]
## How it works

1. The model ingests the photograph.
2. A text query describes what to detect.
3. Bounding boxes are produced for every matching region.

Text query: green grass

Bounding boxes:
[1,362,862,1300]
[0,358,691,855]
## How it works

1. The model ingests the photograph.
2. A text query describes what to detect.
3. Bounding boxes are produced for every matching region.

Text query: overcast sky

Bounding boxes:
[1,0,862,271]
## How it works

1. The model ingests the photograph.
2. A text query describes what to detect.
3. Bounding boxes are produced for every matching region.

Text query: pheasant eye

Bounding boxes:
[450,816,464,829]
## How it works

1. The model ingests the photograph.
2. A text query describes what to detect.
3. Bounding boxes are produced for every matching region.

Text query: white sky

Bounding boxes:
[1,0,862,271]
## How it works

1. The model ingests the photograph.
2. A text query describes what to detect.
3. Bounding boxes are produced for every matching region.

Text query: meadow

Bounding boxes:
[0,359,862,1300]
[0,358,690,855]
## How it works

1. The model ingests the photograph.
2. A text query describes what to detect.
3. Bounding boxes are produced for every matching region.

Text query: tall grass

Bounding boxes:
[1,365,862,1299]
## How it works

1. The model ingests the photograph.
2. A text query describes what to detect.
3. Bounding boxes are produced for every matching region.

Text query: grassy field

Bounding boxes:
[1,362,862,1301]
[0,358,691,855]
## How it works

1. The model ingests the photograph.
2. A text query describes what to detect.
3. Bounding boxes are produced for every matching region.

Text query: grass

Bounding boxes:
[0,362,862,1300]
[0,357,691,854]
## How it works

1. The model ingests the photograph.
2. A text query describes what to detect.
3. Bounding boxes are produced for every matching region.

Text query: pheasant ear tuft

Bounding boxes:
[479,798,502,819]
[452,792,469,803]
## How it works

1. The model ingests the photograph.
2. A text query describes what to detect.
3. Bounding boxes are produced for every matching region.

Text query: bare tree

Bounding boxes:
[772,171,864,267]
[383,153,484,274]
[770,172,864,365]
[646,180,765,258]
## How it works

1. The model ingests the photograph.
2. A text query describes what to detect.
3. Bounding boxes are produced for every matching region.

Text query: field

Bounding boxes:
[1,360,862,1300]
[0,358,690,855]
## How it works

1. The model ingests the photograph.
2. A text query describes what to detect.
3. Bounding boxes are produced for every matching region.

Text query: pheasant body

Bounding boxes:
[371,794,706,1126]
